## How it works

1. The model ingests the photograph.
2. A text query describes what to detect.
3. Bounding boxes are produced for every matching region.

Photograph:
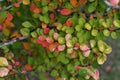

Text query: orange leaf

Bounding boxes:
[70,0,79,8]
[23,42,30,50]
[10,32,21,39]
[70,0,87,8]
[14,3,20,8]
[41,23,47,29]
[48,42,59,52]
[25,64,32,71]
[79,0,87,6]
[30,3,41,13]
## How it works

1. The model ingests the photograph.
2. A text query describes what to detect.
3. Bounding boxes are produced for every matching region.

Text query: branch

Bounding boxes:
[0,36,29,48]
[103,0,120,9]
[6,1,22,10]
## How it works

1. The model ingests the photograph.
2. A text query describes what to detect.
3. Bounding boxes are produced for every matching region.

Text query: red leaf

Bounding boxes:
[66,19,73,26]
[60,9,72,15]
[44,28,50,34]
[6,13,13,21]
[50,13,55,19]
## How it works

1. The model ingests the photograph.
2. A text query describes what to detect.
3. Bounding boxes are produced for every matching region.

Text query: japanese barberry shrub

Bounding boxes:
[0,0,120,80]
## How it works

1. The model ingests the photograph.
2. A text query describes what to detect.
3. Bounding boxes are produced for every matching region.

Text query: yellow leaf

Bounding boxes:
[0,16,5,24]
[2,27,10,36]
[0,57,9,66]
[23,0,30,5]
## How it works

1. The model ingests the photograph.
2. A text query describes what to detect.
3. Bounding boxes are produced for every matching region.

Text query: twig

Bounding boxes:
[103,0,120,9]
[0,36,29,48]
[6,1,22,10]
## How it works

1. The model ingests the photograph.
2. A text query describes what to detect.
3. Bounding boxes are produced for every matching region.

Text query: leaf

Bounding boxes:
[23,0,30,5]
[0,57,8,66]
[97,54,107,65]
[91,29,98,36]
[88,1,97,13]
[78,68,88,77]
[6,13,13,21]
[20,28,30,36]
[50,70,58,77]
[31,32,38,38]
[70,0,79,8]
[104,45,112,54]
[2,27,10,36]
[85,23,92,30]
[113,20,120,28]
[0,11,7,18]
[0,68,9,77]
[30,3,41,13]
[48,42,59,52]
[98,40,105,52]
[70,0,87,8]
[60,8,72,15]
[103,29,110,37]
[23,42,30,50]
[79,0,87,6]
[25,64,32,71]
[111,32,117,39]
[22,21,33,28]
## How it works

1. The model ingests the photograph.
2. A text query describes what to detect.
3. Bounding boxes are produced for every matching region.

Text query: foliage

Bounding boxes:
[0,0,120,80]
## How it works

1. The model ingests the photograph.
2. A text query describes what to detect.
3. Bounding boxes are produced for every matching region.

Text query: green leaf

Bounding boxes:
[88,1,97,13]
[28,57,34,65]
[42,6,48,14]
[58,37,66,44]
[75,25,83,31]
[91,29,98,36]
[49,29,54,36]
[103,29,110,37]
[31,32,38,38]
[0,57,8,66]
[90,40,96,48]
[20,28,30,36]
[113,20,120,28]
[78,18,86,25]
[50,70,58,77]
[66,27,74,34]
[104,45,112,54]
[0,11,7,18]
[78,68,88,77]
[22,21,33,28]
[32,13,40,18]
[84,23,92,30]
[1,46,9,53]
[67,64,74,71]
[98,40,105,52]
[97,54,107,65]
[111,32,117,39]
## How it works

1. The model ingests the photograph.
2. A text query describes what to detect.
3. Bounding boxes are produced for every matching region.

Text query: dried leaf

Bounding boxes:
[23,42,30,50]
